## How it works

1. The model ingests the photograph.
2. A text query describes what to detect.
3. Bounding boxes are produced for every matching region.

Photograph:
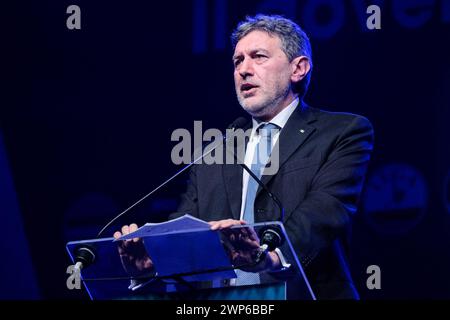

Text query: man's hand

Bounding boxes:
[113,224,154,277]
[209,219,281,272]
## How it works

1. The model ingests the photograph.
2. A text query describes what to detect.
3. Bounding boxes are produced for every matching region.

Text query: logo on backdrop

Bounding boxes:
[362,163,428,235]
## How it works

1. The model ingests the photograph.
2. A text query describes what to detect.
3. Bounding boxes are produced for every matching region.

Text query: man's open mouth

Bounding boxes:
[241,83,258,92]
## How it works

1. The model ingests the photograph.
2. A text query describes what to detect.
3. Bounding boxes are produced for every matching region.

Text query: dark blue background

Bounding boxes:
[2,0,450,299]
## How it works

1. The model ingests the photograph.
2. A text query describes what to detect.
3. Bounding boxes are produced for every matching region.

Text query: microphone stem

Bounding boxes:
[74,261,83,272]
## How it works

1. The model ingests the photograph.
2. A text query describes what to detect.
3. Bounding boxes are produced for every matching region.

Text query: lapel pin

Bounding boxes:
[300,129,305,134]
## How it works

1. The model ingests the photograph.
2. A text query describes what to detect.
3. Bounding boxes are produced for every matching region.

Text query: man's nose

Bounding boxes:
[238,58,254,78]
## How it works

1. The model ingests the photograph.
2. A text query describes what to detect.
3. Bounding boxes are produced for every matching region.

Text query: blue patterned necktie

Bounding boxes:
[235,122,279,286]
[242,122,280,224]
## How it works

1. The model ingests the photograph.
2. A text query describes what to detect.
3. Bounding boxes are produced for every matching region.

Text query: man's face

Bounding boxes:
[233,30,295,120]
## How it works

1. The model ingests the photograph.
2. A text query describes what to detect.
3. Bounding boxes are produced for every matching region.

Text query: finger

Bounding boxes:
[220,219,241,229]
[240,225,257,239]
[209,221,220,230]
[211,221,227,230]
[121,225,130,235]
[122,225,134,243]
[113,231,122,239]
[240,226,250,236]
[222,221,235,228]
[129,223,140,242]
[144,257,153,269]
[210,219,243,230]
[247,228,259,241]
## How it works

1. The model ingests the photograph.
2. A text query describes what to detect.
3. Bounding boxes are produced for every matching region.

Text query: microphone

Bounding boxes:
[227,117,248,130]
[72,244,96,273]
[255,226,285,264]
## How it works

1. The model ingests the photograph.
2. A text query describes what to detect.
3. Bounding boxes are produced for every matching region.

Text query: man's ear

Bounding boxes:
[290,56,311,84]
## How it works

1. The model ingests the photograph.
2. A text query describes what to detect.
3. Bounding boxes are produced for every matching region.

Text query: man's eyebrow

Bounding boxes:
[232,53,242,61]
[232,48,270,61]
[250,48,270,55]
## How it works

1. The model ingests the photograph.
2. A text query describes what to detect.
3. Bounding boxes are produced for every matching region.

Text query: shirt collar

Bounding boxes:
[251,97,300,131]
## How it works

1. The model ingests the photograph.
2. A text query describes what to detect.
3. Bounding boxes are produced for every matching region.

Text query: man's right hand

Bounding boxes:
[113,224,154,277]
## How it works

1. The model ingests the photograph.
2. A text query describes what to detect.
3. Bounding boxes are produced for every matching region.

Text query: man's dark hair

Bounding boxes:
[231,14,313,100]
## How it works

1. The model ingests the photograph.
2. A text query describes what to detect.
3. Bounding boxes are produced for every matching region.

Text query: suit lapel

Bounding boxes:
[222,163,243,220]
[222,120,252,220]
[258,104,317,194]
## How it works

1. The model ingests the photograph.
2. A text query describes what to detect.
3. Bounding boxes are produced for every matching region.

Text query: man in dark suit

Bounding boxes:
[115,14,373,299]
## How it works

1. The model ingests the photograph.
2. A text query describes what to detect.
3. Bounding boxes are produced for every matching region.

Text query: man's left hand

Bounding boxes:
[209,219,281,272]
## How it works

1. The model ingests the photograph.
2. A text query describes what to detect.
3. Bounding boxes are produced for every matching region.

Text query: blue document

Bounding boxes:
[118,214,236,282]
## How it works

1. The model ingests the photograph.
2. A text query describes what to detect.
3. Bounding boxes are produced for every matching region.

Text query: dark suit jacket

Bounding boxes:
[171,104,374,299]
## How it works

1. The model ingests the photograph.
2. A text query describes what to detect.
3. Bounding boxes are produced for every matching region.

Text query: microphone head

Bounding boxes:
[74,244,96,268]
[259,226,285,251]
[228,117,249,130]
